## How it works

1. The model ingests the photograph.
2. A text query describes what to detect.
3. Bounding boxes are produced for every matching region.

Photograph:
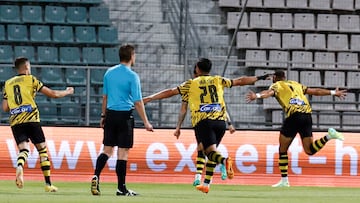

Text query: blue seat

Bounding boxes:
[53,26,74,43]
[37,46,58,63]
[90,69,106,85]
[59,47,81,64]
[89,104,102,125]
[60,104,82,124]
[98,26,118,44]
[0,24,4,41]
[0,5,20,23]
[83,47,104,64]
[0,66,16,83]
[65,68,86,85]
[75,26,96,43]
[14,46,35,61]
[30,25,51,42]
[22,5,42,23]
[0,45,13,63]
[38,103,59,123]
[40,67,65,85]
[89,6,110,25]
[67,6,87,24]
[45,6,66,23]
[7,24,28,42]
[104,47,119,64]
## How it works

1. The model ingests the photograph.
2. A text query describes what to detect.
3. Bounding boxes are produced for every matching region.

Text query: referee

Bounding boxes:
[91,44,153,196]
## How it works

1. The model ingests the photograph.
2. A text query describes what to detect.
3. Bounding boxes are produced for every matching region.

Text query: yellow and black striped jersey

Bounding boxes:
[177,75,232,127]
[3,74,44,126]
[270,80,312,118]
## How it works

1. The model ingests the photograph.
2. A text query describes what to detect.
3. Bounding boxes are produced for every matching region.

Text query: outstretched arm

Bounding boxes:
[40,86,74,98]
[174,101,188,139]
[306,87,346,99]
[232,74,271,87]
[143,87,180,104]
[246,89,275,103]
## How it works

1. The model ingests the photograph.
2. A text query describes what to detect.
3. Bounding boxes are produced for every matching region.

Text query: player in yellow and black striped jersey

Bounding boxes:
[2,57,74,192]
[143,58,270,193]
[246,70,347,187]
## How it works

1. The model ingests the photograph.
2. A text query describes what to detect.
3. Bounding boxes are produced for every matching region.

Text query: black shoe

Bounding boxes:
[91,176,100,195]
[116,189,138,196]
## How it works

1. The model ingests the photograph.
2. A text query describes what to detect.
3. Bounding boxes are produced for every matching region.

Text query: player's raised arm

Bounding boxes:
[143,87,180,104]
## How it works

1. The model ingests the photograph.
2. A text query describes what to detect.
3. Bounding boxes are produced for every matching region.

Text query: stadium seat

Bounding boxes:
[271,110,283,127]
[0,45,13,63]
[65,68,86,86]
[339,15,360,32]
[305,34,326,50]
[7,24,28,42]
[89,7,110,25]
[333,0,354,10]
[350,35,360,51]
[300,71,321,87]
[0,5,20,23]
[319,114,340,129]
[236,32,258,49]
[288,70,299,81]
[268,50,289,68]
[14,46,35,61]
[249,12,271,29]
[59,104,81,124]
[291,51,313,69]
[30,25,51,42]
[263,0,285,8]
[347,72,360,89]
[309,0,331,10]
[337,52,358,70]
[334,92,356,111]
[317,14,338,31]
[59,47,81,64]
[260,32,281,49]
[104,47,119,65]
[263,97,281,110]
[75,26,96,43]
[35,93,49,104]
[287,0,307,8]
[53,26,74,43]
[245,50,267,67]
[244,0,263,7]
[324,71,345,88]
[22,5,42,23]
[254,69,273,87]
[0,24,4,41]
[40,67,64,85]
[67,6,87,24]
[327,34,349,51]
[227,12,248,29]
[89,104,102,124]
[98,26,118,44]
[343,113,360,129]
[311,95,334,111]
[294,13,315,31]
[219,0,241,8]
[45,6,66,23]
[38,104,59,123]
[356,0,360,10]
[272,13,293,30]
[82,47,104,64]
[90,69,106,85]
[314,52,335,69]
[37,46,58,63]
[282,33,303,49]
[0,66,16,83]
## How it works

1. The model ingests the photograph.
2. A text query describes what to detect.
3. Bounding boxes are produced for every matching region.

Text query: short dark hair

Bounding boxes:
[119,44,135,62]
[14,57,29,69]
[274,70,285,78]
[196,58,212,73]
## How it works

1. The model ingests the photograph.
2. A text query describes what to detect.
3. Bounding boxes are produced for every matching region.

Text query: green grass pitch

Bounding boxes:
[0,180,359,203]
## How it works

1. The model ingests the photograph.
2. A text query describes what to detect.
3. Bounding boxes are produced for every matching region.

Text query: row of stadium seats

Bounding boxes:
[245,50,358,70]
[220,0,360,11]
[3,0,102,4]
[254,69,360,89]
[236,31,360,51]
[228,12,360,33]
[0,24,118,45]
[0,5,109,25]
[0,45,118,65]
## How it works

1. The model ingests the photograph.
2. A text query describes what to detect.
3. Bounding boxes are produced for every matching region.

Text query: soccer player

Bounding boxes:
[2,57,74,192]
[90,44,153,196]
[246,70,347,187]
[143,58,270,193]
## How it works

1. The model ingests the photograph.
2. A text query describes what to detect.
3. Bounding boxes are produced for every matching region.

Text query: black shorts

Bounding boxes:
[103,110,134,148]
[11,122,46,145]
[194,119,226,150]
[281,112,313,139]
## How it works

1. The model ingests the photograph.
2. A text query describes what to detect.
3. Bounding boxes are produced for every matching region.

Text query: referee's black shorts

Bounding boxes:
[11,122,46,145]
[103,109,134,148]
[194,119,226,150]
[281,112,313,139]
